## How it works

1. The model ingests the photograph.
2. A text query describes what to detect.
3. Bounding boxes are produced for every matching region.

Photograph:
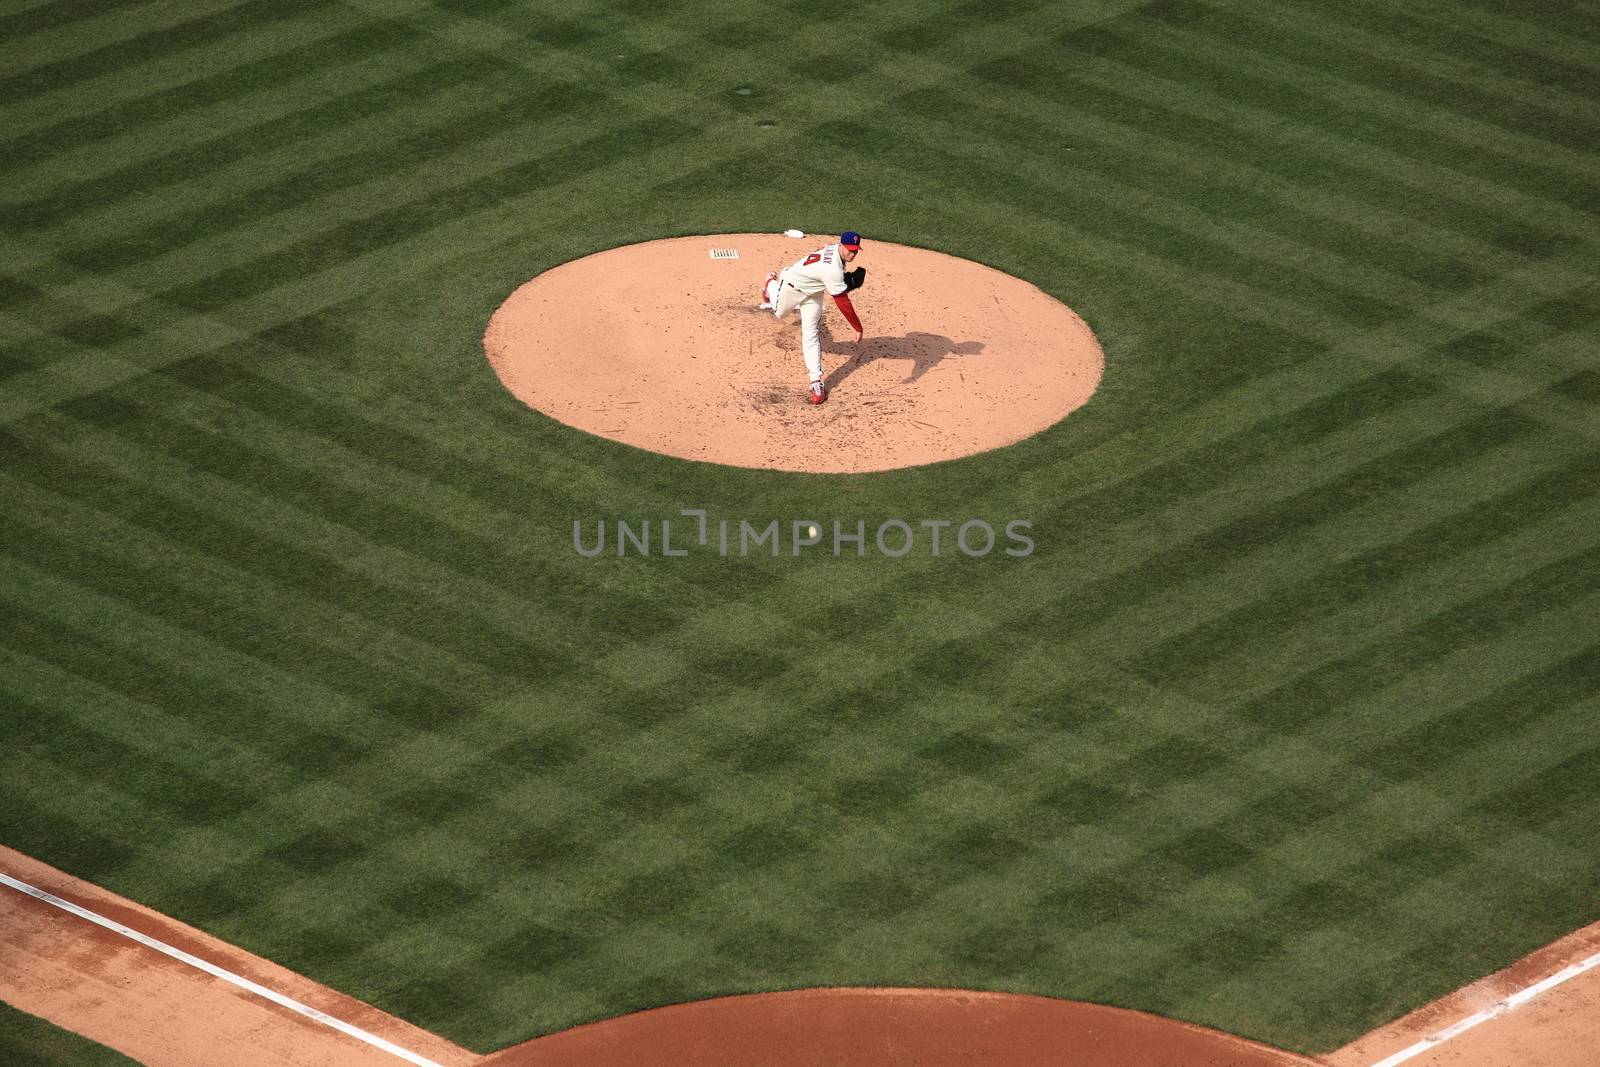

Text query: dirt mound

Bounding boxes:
[484,233,1102,473]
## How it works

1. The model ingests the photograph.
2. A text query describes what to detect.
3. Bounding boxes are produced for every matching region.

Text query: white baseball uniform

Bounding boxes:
[767,242,854,385]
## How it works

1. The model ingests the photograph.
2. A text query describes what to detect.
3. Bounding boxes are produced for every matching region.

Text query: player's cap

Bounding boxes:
[840,231,863,249]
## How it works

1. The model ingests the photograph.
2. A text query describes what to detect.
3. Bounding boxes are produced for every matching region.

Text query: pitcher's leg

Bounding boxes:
[799,296,824,384]
[773,272,804,318]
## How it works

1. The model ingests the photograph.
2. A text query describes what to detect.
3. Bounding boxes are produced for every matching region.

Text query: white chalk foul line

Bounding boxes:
[0,871,445,1067]
[1369,947,1600,1067]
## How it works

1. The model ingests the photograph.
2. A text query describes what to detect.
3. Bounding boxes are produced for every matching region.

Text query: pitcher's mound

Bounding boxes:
[484,233,1103,473]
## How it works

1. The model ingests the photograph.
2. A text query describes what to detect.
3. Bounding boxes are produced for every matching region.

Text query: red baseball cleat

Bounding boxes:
[807,381,827,404]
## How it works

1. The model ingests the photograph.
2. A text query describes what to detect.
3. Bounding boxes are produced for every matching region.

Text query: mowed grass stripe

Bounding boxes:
[880,114,1557,354]
[66,77,621,278]
[0,629,394,801]
[1073,416,1590,674]
[156,620,1107,1004]
[61,109,699,315]
[0,742,188,883]
[1143,459,1600,718]
[34,62,593,270]
[1133,460,1600,704]
[0,572,390,780]
[888,106,1471,322]
[839,621,1598,1039]
[0,0,144,47]
[1326,0,1600,91]
[1026,301,1600,622]
[0,648,300,833]
[1008,592,1600,1029]
[333,708,1069,1034]
[6,412,832,825]
[636,428,1600,940]
[1473,712,1600,837]
[27,377,660,648]
[1236,536,1600,734]
[406,547,1542,1023]
[17,0,1069,277]
[0,0,324,107]
[0,0,244,78]
[1442,2,1600,60]
[9,1,717,244]
[2,19,445,220]
[971,41,1594,260]
[1138,18,1599,203]
[1226,0,1600,123]
[0,92,690,414]
[1169,716,1600,1043]
[856,2,1577,273]
[914,78,1495,294]
[1427,290,1600,433]
[1008,255,1594,511]
[2,410,589,683]
[1025,385,1538,618]
[825,566,1600,934]
[1020,334,1593,622]
[9,66,616,268]
[0,542,467,755]
[930,61,1561,287]
[0,6,411,171]
[0,469,545,709]
[28,327,712,612]
[915,175,1600,492]
[1042,38,1600,247]
[0,546,402,737]
[1184,642,1600,1023]
[0,557,532,908]
[1248,599,1600,857]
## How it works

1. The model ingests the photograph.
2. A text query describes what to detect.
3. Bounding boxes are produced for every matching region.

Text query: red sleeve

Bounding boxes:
[831,291,863,333]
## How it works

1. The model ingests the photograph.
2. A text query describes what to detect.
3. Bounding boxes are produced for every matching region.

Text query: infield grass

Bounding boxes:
[2,0,1597,1053]
[0,1002,138,1067]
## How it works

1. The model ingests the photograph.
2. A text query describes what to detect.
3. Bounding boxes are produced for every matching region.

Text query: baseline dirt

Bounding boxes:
[1319,920,1600,1067]
[483,233,1103,473]
[0,846,474,1067]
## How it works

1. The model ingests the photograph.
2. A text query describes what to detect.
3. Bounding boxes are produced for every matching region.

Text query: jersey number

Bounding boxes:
[803,253,822,265]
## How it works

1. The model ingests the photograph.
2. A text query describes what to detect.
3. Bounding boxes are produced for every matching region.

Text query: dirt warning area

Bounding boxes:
[483,233,1102,473]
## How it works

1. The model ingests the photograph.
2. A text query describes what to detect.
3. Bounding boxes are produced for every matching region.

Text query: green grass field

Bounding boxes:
[3,0,1597,1055]
[0,1002,136,1067]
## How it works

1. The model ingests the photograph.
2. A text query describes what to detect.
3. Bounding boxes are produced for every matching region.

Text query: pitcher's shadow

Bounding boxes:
[822,328,985,391]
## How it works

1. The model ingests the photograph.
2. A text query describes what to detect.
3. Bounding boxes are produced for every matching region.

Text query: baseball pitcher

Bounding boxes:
[759,231,867,404]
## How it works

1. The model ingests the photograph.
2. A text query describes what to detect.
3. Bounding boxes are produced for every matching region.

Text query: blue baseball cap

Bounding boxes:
[840,231,863,249]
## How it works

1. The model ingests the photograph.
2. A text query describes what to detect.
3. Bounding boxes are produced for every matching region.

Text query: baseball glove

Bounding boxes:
[843,266,866,292]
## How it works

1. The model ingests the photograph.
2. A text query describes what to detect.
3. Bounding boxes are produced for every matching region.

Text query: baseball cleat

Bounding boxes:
[807,381,828,404]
